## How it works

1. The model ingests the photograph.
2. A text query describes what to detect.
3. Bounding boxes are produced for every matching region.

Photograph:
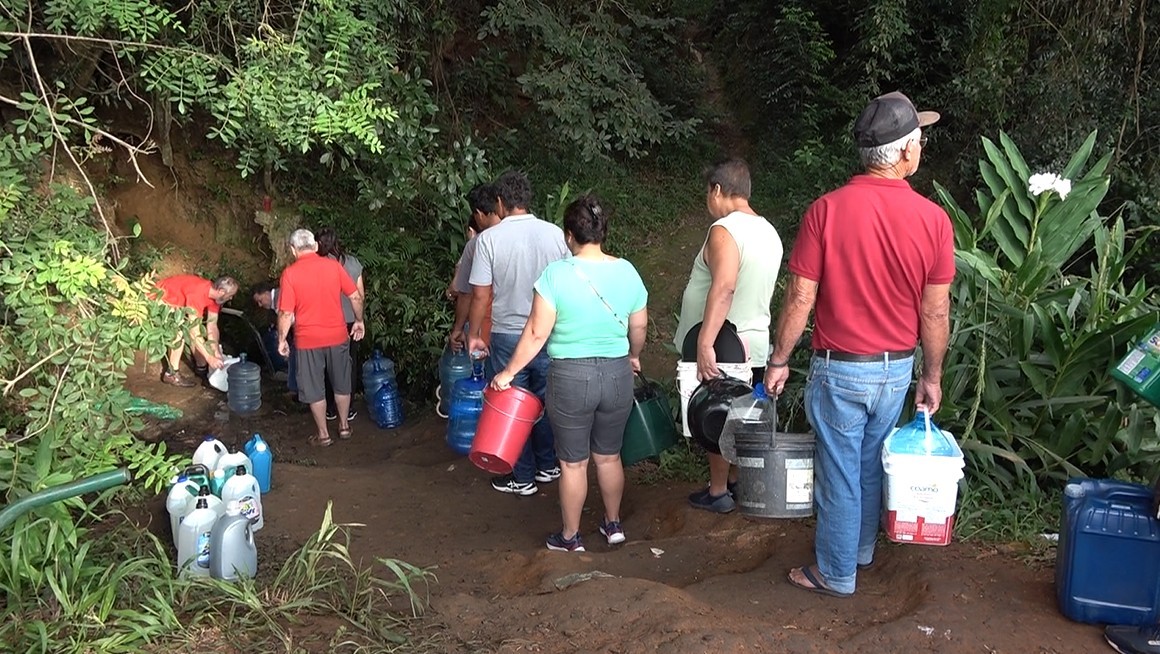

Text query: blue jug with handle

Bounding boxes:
[446,356,487,454]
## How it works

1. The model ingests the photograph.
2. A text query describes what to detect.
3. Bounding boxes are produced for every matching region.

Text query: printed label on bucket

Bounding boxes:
[738,456,765,469]
[1119,350,1146,375]
[785,458,813,505]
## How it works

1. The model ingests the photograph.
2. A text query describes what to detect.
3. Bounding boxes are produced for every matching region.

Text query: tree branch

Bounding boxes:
[1,346,66,396]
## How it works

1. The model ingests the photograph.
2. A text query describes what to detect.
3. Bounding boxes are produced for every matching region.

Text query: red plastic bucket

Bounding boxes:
[469,386,543,474]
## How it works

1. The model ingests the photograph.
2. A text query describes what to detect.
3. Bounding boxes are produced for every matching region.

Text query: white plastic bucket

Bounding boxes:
[208,356,241,392]
[880,429,965,546]
[676,361,752,438]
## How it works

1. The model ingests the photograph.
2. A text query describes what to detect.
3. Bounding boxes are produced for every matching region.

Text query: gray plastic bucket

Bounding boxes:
[734,431,815,519]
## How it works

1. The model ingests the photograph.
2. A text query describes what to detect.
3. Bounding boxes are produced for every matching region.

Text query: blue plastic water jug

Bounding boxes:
[1056,478,1160,625]
[371,377,404,429]
[362,350,396,396]
[227,353,262,416]
[886,411,957,456]
[244,433,273,493]
[446,359,486,454]
[438,346,473,418]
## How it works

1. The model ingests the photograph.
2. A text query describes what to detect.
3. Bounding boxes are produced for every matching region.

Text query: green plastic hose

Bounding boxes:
[0,468,132,533]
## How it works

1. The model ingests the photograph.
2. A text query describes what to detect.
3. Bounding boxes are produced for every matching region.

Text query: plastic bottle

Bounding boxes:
[221,465,263,531]
[717,383,776,463]
[187,485,225,521]
[371,378,405,429]
[362,350,397,401]
[192,436,227,472]
[886,410,957,456]
[165,475,201,544]
[209,500,258,581]
[438,347,473,418]
[175,464,210,493]
[213,450,253,496]
[244,433,273,493]
[446,359,486,454]
[227,353,262,416]
[175,497,218,577]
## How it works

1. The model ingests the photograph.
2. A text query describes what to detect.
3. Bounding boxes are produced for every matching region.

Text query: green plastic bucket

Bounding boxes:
[621,375,679,466]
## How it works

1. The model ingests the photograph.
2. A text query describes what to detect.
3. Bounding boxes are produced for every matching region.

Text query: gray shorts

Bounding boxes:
[296,342,352,404]
[546,356,633,463]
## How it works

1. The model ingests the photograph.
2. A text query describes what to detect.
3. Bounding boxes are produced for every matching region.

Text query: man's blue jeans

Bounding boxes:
[262,326,297,393]
[806,353,913,594]
[486,331,556,484]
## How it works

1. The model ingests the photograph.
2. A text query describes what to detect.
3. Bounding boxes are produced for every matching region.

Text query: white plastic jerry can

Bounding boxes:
[213,451,253,495]
[165,476,200,544]
[210,501,258,581]
[176,497,218,577]
[187,486,225,521]
[221,465,263,531]
[192,435,227,471]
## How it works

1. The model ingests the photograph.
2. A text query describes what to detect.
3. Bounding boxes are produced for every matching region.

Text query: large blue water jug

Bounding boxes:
[227,354,262,416]
[371,378,404,429]
[244,433,273,493]
[446,360,486,454]
[885,411,957,456]
[362,350,396,408]
[1056,478,1160,625]
[437,346,473,418]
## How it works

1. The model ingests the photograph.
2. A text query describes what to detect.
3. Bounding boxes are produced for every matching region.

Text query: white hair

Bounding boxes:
[858,127,921,169]
[288,228,316,251]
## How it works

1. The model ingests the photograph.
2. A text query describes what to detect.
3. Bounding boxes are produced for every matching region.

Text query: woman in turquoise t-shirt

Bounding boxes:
[491,194,648,553]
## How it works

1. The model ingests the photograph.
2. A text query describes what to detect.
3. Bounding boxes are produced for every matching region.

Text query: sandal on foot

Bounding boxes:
[788,565,852,598]
[309,434,334,447]
[338,426,352,440]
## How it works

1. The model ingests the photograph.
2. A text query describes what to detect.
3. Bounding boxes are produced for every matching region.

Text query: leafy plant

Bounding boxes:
[935,131,1160,489]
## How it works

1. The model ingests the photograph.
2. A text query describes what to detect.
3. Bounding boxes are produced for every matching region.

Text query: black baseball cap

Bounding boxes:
[853,91,940,147]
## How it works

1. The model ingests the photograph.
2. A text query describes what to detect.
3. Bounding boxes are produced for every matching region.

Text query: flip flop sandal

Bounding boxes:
[338,426,353,440]
[788,565,852,598]
[309,434,334,448]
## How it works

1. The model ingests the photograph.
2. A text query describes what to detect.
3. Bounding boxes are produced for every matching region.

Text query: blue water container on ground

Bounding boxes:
[371,378,404,429]
[1056,478,1160,625]
[244,433,273,493]
[446,362,486,455]
[227,354,262,416]
[362,350,396,416]
[438,347,473,418]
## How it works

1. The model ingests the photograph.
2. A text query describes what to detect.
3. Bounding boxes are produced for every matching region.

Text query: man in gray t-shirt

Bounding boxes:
[468,170,569,496]
[448,183,501,352]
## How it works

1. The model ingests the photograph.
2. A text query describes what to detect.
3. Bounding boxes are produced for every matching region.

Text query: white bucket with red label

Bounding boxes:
[881,430,965,546]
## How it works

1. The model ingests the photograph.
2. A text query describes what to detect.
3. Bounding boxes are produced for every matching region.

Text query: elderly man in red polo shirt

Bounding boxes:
[276,229,365,447]
[156,274,238,387]
[764,91,954,598]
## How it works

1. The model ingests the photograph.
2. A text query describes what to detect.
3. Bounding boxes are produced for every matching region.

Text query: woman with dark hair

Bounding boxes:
[490,194,648,552]
[316,227,364,426]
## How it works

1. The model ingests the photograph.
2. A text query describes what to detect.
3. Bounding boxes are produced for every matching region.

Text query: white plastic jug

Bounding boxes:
[221,465,263,531]
[207,356,241,393]
[210,501,258,581]
[165,476,200,544]
[192,436,227,471]
[187,486,225,521]
[175,497,218,577]
[214,451,253,495]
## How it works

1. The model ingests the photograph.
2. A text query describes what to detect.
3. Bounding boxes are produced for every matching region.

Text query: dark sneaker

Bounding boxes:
[1107,625,1160,654]
[161,371,196,388]
[546,532,585,552]
[728,480,739,496]
[599,518,626,545]
[688,488,736,513]
[194,365,208,379]
[535,466,561,483]
[326,408,337,421]
[491,474,538,496]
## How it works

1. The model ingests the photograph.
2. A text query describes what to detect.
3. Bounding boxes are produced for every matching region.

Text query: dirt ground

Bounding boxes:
[126,358,1111,654]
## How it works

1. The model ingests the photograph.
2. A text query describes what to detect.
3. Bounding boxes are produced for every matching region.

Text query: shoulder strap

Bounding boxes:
[568,260,627,330]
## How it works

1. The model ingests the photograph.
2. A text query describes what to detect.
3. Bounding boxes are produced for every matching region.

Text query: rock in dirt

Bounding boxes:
[553,570,617,591]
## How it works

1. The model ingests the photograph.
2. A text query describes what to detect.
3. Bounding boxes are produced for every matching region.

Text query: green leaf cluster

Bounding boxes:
[935,131,1160,489]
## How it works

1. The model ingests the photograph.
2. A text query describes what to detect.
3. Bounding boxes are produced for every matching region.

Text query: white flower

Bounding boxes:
[1028,171,1073,200]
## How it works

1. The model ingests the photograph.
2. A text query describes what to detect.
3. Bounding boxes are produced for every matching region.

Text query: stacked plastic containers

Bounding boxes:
[446,357,486,454]
[227,353,262,416]
[880,411,965,546]
[364,350,404,429]
[167,434,270,579]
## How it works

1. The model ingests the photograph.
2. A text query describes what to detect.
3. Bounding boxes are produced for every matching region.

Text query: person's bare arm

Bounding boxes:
[627,307,647,372]
[696,226,740,379]
[467,284,491,354]
[764,274,818,395]
[490,293,557,389]
[915,283,951,413]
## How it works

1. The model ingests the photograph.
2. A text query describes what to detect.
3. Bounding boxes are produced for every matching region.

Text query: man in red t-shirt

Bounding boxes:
[764,91,955,598]
[157,274,238,387]
[276,229,365,446]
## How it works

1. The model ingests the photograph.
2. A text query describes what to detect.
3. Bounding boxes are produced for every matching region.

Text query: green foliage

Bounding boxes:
[935,131,1160,489]
[0,503,435,653]
[956,474,1060,544]
[478,0,700,161]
